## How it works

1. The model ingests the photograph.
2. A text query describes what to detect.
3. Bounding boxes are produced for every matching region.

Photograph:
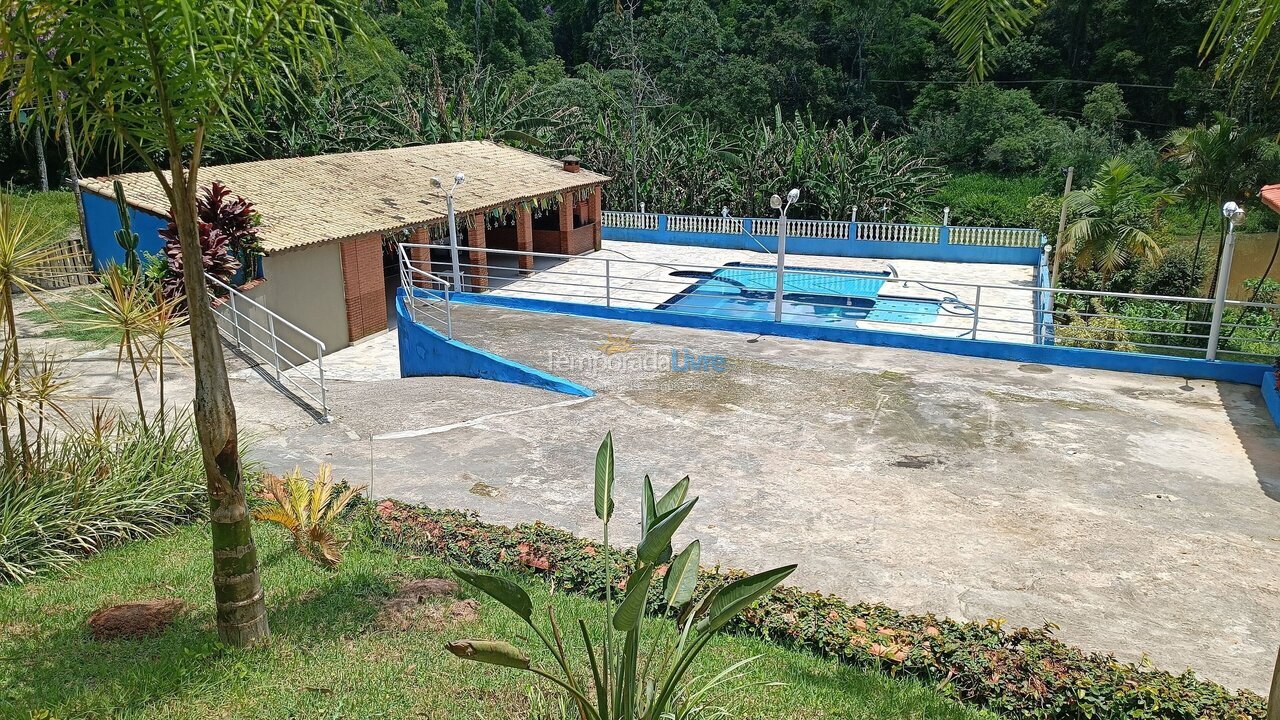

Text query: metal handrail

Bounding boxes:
[397,244,454,338]
[205,274,330,421]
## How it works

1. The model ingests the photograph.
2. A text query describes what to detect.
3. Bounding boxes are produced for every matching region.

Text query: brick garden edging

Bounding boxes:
[370,500,1265,720]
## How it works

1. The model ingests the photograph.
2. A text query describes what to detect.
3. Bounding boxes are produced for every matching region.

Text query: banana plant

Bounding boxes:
[447,432,796,720]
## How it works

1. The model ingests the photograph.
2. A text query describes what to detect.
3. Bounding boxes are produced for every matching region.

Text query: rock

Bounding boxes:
[87,599,187,641]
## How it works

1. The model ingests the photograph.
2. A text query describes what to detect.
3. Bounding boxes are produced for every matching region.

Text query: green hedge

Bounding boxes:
[370,500,1264,720]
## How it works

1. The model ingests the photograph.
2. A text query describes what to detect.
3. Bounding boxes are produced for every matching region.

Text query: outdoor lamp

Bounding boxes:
[770,194,782,210]
[721,206,730,217]
[454,172,466,186]
[1222,201,1244,223]
[787,188,800,204]
[430,176,443,189]
[1207,201,1245,361]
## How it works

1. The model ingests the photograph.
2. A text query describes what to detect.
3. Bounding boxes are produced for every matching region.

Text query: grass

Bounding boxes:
[19,296,121,345]
[9,189,78,242]
[0,522,995,720]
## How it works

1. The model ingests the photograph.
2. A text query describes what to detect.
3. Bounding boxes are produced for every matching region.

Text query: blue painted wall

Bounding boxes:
[602,218,1043,265]
[81,189,169,270]
[397,292,593,397]
[1263,372,1280,431]
[446,290,1270,387]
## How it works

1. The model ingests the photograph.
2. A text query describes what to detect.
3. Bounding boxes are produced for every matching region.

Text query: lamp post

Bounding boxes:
[431,172,466,290]
[771,188,800,322]
[1206,201,1244,361]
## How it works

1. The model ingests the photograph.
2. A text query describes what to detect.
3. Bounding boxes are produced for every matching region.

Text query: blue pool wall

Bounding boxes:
[81,189,169,270]
[601,217,1044,265]
[1264,372,1280,431]
[434,288,1269,387]
[396,292,593,397]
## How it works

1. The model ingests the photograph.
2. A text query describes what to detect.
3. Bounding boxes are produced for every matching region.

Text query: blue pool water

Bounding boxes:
[659,263,943,327]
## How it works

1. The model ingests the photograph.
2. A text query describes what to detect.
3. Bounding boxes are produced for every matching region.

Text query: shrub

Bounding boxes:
[0,412,205,583]
[1133,244,1208,297]
[253,463,366,567]
[446,434,795,720]
[370,500,1265,720]
[931,173,1048,228]
[157,181,262,301]
[1053,304,1138,352]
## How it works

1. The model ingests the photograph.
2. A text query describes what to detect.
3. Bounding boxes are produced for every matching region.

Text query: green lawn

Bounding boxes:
[10,189,78,242]
[19,296,120,346]
[0,522,994,720]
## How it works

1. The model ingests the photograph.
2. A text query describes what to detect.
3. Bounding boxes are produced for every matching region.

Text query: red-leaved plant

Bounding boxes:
[158,182,262,303]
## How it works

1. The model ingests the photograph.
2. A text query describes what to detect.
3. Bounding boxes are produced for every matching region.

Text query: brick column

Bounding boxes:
[516,205,534,272]
[469,214,488,290]
[559,192,575,254]
[407,227,432,289]
[589,188,603,251]
[339,233,387,343]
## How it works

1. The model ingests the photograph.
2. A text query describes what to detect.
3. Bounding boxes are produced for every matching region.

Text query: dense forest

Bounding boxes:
[4,0,1280,234]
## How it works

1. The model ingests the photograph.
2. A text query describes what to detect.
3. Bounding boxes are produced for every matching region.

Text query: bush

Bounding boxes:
[1133,245,1209,297]
[0,413,205,583]
[931,173,1049,228]
[370,500,1266,720]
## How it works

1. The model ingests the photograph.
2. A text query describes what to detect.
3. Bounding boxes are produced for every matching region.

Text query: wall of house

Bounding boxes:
[244,243,350,359]
[80,189,168,270]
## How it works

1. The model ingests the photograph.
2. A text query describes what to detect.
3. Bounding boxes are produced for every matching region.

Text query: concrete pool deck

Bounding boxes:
[474,240,1041,342]
[250,302,1280,694]
[19,287,1278,695]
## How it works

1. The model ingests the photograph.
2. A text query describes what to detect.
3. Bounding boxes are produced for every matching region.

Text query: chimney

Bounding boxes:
[562,156,581,173]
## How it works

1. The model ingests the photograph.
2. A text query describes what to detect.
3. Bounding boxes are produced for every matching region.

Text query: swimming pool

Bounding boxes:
[658,262,946,328]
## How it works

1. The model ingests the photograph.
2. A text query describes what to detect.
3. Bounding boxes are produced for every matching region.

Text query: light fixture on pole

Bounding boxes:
[770,188,800,323]
[431,173,466,290]
[1206,201,1244,361]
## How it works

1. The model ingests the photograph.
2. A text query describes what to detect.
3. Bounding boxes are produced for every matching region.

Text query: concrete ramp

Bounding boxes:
[396,295,592,397]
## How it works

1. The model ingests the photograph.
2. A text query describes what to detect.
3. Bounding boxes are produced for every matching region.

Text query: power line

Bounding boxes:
[867,78,1176,90]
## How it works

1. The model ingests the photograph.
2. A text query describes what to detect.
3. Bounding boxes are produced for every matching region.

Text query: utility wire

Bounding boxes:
[867,78,1177,90]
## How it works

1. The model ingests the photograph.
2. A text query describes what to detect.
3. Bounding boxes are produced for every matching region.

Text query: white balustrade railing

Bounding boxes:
[949,226,1042,247]
[855,222,942,244]
[667,214,744,235]
[602,210,659,230]
[600,210,1045,248]
[752,218,851,239]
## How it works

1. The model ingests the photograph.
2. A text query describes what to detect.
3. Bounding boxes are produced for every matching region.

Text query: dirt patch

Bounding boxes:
[892,454,944,469]
[376,578,480,632]
[87,599,188,641]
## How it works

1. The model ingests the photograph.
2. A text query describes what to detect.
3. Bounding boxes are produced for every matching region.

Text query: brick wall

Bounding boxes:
[339,233,387,342]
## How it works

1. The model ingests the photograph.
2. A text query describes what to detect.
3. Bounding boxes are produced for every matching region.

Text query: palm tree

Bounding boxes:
[941,0,1280,90]
[1164,113,1267,298]
[1062,160,1168,293]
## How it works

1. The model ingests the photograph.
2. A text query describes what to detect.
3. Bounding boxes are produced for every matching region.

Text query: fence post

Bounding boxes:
[971,286,982,339]
[604,259,612,308]
[229,293,243,349]
[743,217,753,234]
[657,213,668,233]
[939,225,950,245]
[268,315,280,380]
